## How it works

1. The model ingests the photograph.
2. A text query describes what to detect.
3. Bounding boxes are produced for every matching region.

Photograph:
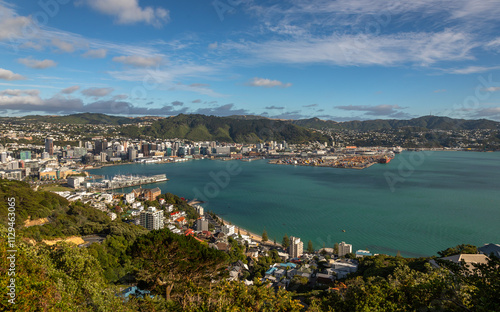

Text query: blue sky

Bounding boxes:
[1,0,500,121]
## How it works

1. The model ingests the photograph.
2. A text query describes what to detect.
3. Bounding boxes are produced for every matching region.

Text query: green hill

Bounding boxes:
[120,114,330,143]
[1,113,162,125]
[292,116,500,131]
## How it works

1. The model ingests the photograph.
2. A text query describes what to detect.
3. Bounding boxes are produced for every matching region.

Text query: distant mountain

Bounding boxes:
[120,114,330,143]
[292,116,500,131]
[2,113,163,125]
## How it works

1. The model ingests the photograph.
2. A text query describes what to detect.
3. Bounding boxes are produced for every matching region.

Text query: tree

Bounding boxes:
[334,242,339,255]
[307,240,315,254]
[262,229,268,242]
[438,244,478,257]
[282,234,290,250]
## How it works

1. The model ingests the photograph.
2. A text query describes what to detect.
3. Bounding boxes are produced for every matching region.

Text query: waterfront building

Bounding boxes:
[128,147,137,161]
[289,236,303,258]
[140,207,164,230]
[355,250,373,258]
[221,224,235,235]
[338,241,352,257]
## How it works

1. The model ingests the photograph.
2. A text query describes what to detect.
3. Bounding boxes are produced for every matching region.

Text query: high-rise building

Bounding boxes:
[45,137,54,155]
[338,241,352,257]
[196,218,209,232]
[0,152,7,163]
[140,207,164,230]
[128,147,137,161]
[289,236,303,258]
[19,151,31,160]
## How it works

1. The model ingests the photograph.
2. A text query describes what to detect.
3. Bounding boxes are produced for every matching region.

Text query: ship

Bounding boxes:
[379,156,393,164]
[393,146,403,154]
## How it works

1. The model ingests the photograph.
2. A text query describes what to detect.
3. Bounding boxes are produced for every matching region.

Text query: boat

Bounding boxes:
[393,146,403,154]
[379,156,393,164]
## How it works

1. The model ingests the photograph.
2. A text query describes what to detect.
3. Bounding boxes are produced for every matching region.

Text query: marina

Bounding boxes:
[89,174,168,190]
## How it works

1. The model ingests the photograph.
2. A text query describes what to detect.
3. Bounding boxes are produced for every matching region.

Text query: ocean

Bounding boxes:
[88,151,500,257]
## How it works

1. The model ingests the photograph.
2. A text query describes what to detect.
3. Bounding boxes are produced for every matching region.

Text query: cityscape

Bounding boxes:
[1,0,500,311]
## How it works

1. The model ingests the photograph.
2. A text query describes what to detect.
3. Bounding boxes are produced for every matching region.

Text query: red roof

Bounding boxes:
[170,211,180,216]
[184,229,194,236]
[175,217,185,222]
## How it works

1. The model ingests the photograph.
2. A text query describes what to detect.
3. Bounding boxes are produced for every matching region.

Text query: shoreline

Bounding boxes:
[219,217,280,247]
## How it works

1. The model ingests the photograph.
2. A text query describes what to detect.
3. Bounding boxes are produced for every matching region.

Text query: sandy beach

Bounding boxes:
[220,218,280,247]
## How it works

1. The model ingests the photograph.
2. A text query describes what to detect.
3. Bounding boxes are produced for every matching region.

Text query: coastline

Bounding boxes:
[219,217,280,247]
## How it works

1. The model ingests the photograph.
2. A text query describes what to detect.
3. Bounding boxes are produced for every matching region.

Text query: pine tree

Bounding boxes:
[262,230,268,242]
[307,240,315,254]
[282,234,290,250]
[307,240,314,253]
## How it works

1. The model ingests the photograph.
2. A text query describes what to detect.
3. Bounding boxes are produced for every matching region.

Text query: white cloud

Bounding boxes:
[0,68,26,81]
[60,85,81,94]
[482,87,500,92]
[81,87,114,98]
[226,30,476,67]
[0,3,31,40]
[247,77,292,88]
[448,66,500,74]
[18,57,57,69]
[51,38,75,53]
[112,55,162,67]
[0,89,43,106]
[335,104,406,116]
[208,42,218,49]
[83,0,169,27]
[82,49,107,58]
[20,41,43,51]
[0,89,39,96]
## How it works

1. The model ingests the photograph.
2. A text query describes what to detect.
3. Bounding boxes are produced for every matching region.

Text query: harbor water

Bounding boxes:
[88,151,500,257]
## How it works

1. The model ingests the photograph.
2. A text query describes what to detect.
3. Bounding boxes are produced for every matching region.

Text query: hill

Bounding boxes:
[292,116,500,131]
[120,114,330,143]
[1,113,163,125]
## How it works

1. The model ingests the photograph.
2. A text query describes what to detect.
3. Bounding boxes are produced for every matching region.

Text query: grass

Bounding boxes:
[40,185,73,192]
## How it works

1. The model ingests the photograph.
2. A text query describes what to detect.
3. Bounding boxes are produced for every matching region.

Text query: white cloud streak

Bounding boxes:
[0,68,26,80]
[18,57,57,69]
[82,0,169,27]
[247,77,292,88]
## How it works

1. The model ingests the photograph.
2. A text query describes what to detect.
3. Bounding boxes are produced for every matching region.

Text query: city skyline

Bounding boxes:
[1,0,500,121]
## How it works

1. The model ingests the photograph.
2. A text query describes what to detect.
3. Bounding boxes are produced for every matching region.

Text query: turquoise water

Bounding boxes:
[89,151,500,257]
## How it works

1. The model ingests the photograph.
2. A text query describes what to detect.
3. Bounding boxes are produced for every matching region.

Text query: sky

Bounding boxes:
[1,0,500,121]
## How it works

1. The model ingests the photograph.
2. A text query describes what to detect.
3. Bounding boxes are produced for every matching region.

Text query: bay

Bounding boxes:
[88,151,500,257]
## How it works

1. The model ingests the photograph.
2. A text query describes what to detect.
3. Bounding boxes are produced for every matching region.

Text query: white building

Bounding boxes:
[125,192,135,204]
[289,236,303,258]
[338,241,352,257]
[221,224,235,235]
[140,207,164,230]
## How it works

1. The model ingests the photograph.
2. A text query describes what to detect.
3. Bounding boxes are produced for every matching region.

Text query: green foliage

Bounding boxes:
[22,200,113,240]
[307,240,315,254]
[120,114,331,143]
[282,233,290,250]
[131,229,228,301]
[0,179,68,227]
[262,229,268,242]
[438,244,478,257]
[158,192,199,220]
